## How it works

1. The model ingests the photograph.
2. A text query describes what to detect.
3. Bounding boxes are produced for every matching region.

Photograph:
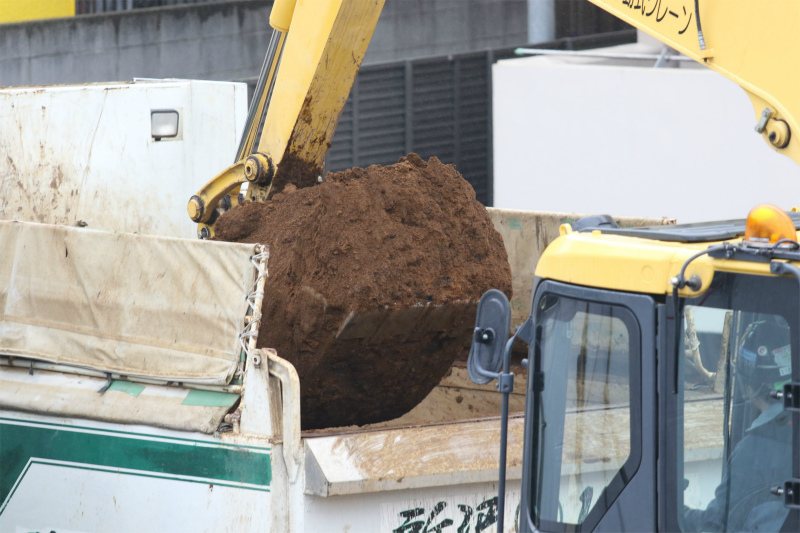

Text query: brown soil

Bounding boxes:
[214,154,511,430]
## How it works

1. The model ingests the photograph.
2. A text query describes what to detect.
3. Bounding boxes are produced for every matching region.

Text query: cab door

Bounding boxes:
[519,280,658,533]
[662,272,800,533]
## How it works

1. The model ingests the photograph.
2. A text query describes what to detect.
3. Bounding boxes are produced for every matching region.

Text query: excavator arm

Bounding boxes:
[187,0,385,238]
[589,0,800,167]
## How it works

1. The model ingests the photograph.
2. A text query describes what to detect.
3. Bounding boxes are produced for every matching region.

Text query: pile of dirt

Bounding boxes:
[214,154,511,429]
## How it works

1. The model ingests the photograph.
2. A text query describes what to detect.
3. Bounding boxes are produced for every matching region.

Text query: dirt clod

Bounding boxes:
[215,154,511,429]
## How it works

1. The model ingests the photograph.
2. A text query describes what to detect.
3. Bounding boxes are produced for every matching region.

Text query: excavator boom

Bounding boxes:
[188,0,385,238]
[589,0,800,167]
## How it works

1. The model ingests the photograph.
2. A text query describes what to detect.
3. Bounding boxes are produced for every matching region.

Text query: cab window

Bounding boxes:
[677,273,797,533]
[533,294,641,532]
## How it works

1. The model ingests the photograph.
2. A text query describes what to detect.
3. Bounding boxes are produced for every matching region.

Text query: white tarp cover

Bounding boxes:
[0,221,257,385]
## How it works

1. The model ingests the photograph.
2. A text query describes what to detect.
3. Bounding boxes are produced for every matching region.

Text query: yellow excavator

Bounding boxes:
[183,0,505,431]
[184,1,800,529]
[187,0,384,239]
[468,1,800,532]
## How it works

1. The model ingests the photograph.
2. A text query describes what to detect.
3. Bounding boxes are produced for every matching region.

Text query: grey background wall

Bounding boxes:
[325,30,635,206]
[0,0,529,87]
[0,0,629,207]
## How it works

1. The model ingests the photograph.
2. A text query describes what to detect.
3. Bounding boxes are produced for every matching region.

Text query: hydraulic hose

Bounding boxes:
[695,0,706,51]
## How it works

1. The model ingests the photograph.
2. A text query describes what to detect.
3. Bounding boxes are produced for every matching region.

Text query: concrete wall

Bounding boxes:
[368,0,527,64]
[0,2,272,86]
[0,0,528,87]
[492,54,800,223]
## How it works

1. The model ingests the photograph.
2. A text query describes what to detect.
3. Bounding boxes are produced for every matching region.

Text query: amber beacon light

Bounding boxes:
[744,204,798,245]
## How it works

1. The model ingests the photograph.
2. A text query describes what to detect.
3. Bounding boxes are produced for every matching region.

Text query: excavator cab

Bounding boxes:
[472,209,800,532]
[476,1,800,529]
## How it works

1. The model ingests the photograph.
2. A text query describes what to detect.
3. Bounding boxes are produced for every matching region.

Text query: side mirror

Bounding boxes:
[468,289,511,385]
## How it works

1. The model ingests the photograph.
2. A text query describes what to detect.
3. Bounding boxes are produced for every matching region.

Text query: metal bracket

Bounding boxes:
[773,382,800,412]
[756,107,774,134]
[514,316,535,345]
[475,327,495,345]
[267,349,302,483]
[772,479,800,509]
[97,373,113,394]
[533,370,545,392]
[497,372,515,394]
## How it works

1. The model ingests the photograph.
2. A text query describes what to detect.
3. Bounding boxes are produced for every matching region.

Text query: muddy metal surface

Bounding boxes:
[215,154,511,429]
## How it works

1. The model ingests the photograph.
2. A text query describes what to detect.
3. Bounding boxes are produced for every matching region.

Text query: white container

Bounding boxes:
[0,79,248,238]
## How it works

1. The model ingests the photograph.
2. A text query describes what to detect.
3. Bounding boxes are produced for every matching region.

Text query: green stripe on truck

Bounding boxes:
[0,418,271,512]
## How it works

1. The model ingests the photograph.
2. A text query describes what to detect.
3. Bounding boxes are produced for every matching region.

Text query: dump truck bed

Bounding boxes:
[0,206,670,532]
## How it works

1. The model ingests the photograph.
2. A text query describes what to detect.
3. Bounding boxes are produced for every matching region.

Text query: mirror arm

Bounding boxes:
[494,316,533,533]
[496,340,516,533]
[467,291,529,533]
[475,335,517,387]
[472,326,503,381]
[475,365,500,382]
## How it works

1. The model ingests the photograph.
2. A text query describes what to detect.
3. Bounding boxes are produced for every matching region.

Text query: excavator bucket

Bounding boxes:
[215,155,514,431]
[335,304,469,343]
[278,301,480,431]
